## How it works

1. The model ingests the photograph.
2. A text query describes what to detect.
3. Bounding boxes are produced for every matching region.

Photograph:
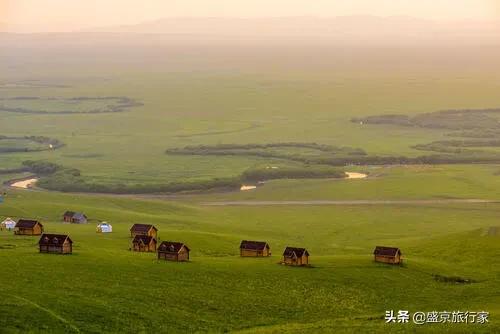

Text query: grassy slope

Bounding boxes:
[1,41,499,333]
[0,189,498,333]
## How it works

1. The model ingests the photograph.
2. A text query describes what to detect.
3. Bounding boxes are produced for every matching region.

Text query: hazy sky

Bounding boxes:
[1,0,500,32]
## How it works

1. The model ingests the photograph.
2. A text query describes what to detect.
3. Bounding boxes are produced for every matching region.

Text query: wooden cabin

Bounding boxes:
[373,246,402,265]
[132,235,157,252]
[282,247,310,266]
[39,234,73,254]
[239,240,271,257]
[157,241,190,262]
[130,224,157,239]
[63,211,88,224]
[15,219,43,235]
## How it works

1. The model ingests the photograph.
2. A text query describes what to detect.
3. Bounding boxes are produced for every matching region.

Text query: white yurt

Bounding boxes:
[96,222,113,233]
[1,218,16,231]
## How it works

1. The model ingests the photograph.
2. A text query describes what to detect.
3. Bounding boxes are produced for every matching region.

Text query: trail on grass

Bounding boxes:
[10,294,81,333]
[202,199,500,206]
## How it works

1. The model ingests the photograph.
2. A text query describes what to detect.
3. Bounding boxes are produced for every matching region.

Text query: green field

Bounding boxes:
[2,41,500,187]
[1,36,500,333]
[0,189,499,333]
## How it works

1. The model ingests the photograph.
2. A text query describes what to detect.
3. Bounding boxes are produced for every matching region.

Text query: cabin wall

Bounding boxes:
[158,252,176,260]
[240,249,270,257]
[159,253,178,261]
[16,227,41,235]
[283,255,309,266]
[63,242,72,254]
[241,249,258,257]
[374,255,400,264]
[40,244,71,254]
[33,225,42,235]
[133,242,156,252]
[178,249,189,261]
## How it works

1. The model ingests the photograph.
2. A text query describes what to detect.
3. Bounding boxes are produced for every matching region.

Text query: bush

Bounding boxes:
[433,274,476,284]
[22,160,65,175]
[242,167,346,182]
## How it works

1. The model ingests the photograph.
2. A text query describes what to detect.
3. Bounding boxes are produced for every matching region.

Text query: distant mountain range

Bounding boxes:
[80,16,500,43]
[2,16,499,45]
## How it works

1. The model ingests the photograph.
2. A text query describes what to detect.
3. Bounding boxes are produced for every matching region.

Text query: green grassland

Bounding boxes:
[1,43,500,188]
[0,189,499,333]
[1,38,500,332]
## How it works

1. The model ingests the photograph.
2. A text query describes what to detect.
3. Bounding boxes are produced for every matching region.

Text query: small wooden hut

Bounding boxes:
[132,235,157,252]
[63,211,88,224]
[373,246,402,264]
[130,224,157,239]
[282,247,310,266]
[239,240,271,257]
[15,219,43,235]
[157,241,190,262]
[39,234,73,254]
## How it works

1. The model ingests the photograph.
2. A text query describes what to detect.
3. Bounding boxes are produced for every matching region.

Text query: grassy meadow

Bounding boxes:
[1,36,500,332]
[0,189,499,333]
[2,40,500,186]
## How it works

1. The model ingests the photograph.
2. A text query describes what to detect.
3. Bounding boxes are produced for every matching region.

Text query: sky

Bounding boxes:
[1,0,500,32]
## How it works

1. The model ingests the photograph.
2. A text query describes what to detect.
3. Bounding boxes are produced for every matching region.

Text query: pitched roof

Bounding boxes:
[73,212,87,220]
[132,235,156,244]
[240,240,269,251]
[38,234,72,245]
[130,224,156,232]
[16,219,42,228]
[283,247,309,257]
[373,246,401,257]
[63,211,75,217]
[64,211,87,220]
[158,241,190,253]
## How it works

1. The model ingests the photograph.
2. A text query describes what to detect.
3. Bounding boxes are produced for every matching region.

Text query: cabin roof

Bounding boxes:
[132,235,156,244]
[373,246,401,257]
[283,247,309,257]
[64,211,87,219]
[16,219,41,228]
[158,241,190,253]
[38,234,72,245]
[130,224,156,233]
[240,240,269,251]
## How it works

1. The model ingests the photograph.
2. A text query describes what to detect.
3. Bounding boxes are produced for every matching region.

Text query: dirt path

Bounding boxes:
[10,178,38,189]
[345,172,368,179]
[202,199,500,206]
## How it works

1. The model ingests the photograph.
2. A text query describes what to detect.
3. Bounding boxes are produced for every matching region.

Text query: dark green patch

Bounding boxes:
[433,274,477,284]
[0,96,142,115]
